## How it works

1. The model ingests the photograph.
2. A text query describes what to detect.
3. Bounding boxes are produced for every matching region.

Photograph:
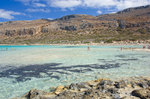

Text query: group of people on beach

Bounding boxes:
[143,45,150,49]
[120,45,150,51]
[0,48,8,51]
[0,48,15,51]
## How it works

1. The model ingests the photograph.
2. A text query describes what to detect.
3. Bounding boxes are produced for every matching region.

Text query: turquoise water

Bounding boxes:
[0,45,150,99]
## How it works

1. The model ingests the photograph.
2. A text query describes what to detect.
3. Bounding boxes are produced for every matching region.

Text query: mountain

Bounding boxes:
[0,5,150,44]
[98,5,150,29]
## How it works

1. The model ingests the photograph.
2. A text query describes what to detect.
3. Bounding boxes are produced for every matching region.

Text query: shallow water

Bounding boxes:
[0,45,150,99]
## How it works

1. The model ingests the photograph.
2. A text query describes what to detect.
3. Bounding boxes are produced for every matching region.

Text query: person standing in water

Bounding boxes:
[88,46,90,51]
[148,45,150,49]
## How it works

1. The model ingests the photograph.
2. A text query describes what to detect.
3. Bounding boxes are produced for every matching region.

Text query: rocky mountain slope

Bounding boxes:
[0,5,150,44]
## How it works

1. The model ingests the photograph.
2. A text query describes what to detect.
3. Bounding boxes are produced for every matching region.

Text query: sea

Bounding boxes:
[0,45,150,99]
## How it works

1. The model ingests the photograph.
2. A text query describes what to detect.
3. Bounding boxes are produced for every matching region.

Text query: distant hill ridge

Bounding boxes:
[0,5,150,44]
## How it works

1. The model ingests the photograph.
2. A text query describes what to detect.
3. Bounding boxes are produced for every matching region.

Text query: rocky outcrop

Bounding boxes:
[24,89,49,99]
[3,28,36,36]
[117,20,126,29]
[15,77,150,99]
[18,28,36,36]
[117,5,150,14]
[41,27,49,33]
[60,25,77,31]
[56,15,77,21]
[56,14,96,21]
[80,23,93,29]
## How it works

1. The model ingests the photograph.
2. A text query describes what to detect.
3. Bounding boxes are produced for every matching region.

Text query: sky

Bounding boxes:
[0,0,150,22]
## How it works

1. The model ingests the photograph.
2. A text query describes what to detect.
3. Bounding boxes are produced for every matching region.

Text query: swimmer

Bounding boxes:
[120,47,123,50]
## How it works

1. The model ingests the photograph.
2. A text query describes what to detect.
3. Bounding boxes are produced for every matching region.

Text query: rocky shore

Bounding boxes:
[14,77,150,99]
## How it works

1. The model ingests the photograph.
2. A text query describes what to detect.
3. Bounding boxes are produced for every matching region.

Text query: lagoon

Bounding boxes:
[0,45,150,99]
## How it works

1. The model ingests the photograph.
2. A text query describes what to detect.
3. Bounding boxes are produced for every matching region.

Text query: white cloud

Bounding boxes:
[33,3,46,7]
[15,0,31,5]
[47,0,150,10]
[15,0,41,6]
[116,0,150,10]
[97,10,102,14]
[49,0,82,8]
[26,8,50,13]
[83,0,118,8]
[0,9,22,19]
[15,0,150,11]
[47,18,53,20]
[83,0,150,10]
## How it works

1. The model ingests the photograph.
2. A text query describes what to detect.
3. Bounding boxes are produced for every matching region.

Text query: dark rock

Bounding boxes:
[69,83,79,91]
[25,89,48,99]
[80,23,93,29]
[41,27,49,33]
[147,81,150,86]
[137,82,149,88]
[60,25,77,31]
[131,87,150,99]
[69,82,91,91]
[83,89,101,98]
[96,80,113,92]
[18,28,35,36]
[57,15,77,21]
[117,20,126,29]
[107,88,118,94]
[56,91,83,99]
[114,81,127,88]
[131,82,136,88]
[99,80,113,86]
[5,30,16,36]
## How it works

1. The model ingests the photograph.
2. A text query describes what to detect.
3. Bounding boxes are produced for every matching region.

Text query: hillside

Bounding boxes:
[0,5,150,44]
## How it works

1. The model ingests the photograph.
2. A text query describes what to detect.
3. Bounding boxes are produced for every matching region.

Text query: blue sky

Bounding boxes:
[0,0,150,22]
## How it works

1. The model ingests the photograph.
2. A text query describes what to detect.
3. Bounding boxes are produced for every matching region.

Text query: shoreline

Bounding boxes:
[0,42,150,46]
[133,48,150,52]
[1,43,150,52]
[14,76,150,99]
